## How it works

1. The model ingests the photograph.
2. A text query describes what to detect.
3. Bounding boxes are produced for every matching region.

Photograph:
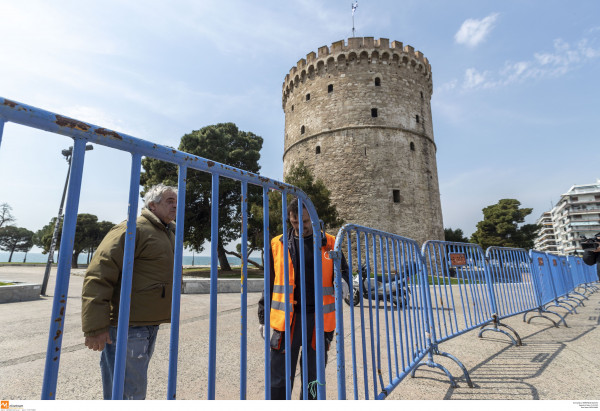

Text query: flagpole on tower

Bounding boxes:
[352,2,358,37]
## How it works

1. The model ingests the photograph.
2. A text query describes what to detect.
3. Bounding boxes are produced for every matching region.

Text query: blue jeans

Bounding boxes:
[100,325,159,400]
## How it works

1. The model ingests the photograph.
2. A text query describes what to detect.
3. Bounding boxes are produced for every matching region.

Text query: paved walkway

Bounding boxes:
[1,266,600,402]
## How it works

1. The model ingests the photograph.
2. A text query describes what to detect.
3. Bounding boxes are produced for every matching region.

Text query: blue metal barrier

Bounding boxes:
[527,251,568,326]
[0,97,329,400]
[331,227,473,399]
[421,241,500,343]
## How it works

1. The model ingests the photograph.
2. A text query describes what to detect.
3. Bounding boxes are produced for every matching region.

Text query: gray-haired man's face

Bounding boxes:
[149,190,177,224]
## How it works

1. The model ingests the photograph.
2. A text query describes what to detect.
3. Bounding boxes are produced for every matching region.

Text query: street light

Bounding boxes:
[41,143,94,295]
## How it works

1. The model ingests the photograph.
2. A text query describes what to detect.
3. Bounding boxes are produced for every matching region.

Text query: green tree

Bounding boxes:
[470,199,539,250]
[0,203,15,228]
[0,226,34,262]
[444,227,469,243]
[140,123,263,271]
[34,214,115,268]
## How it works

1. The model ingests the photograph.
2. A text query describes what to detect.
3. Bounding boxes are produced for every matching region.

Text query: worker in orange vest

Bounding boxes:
[258,200,349,400]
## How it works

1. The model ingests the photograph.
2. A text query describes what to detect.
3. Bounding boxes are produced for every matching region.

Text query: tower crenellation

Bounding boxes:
[282,37,444,244]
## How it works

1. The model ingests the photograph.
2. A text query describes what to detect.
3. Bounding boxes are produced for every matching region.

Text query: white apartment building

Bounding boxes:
[545,179,600,255]
[533,211,558,253]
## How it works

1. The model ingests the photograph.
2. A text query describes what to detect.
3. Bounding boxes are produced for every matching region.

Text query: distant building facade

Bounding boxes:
[533,211,557,253]
[281,37,444,244]
[535,179,600,255]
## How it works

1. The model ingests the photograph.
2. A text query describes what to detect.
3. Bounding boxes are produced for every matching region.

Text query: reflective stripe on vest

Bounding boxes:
[269,233,337,332]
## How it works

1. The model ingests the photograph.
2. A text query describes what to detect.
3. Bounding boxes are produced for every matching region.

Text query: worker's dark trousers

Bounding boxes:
[270,312,327,400]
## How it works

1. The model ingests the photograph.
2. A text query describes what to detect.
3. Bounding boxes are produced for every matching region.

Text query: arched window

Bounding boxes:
[410,142,415,151]
[327,84,333,93]
[306,93,311,101]
[374,77,381,86]
[393,190,401,203]
[301,125,305,135]
[316,145,321,154]
[371,108,378,117]
[416,115,420,123]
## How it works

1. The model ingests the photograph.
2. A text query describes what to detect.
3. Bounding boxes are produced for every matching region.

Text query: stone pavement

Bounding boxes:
[1,266,599,401]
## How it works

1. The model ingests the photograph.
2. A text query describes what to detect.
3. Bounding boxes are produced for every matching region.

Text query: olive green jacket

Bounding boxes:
[81,209,175,337]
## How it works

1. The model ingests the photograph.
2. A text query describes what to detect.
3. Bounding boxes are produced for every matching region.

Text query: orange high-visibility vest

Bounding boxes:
[269,232,336,332]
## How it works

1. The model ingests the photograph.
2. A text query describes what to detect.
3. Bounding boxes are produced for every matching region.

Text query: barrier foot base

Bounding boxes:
[410,347,473,388]
[523,308,565,327]
[478,315,522,346]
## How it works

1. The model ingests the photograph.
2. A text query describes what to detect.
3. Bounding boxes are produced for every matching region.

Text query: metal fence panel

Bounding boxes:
[332,224,431,400]
[485,247,539,319]
[420,241,494,344]
[0,97,329,400]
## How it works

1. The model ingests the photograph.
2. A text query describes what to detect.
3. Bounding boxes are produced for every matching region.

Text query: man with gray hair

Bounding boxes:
[82,183,178,400]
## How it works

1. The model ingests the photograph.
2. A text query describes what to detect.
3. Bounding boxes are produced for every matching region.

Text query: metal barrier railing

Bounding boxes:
[332,230,598,398]
[0,97,330,400]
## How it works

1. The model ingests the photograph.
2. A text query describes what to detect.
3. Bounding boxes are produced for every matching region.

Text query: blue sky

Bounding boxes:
[1,0,599,253]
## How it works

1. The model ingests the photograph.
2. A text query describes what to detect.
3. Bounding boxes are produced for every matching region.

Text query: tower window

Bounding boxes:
[306,93,311,101]
[420,91,424,99]
[393,190,401,203]
[410,142,415,151]
[371,108,378,117]
[416,115,420,123]
[327,84,333,93]
[374,77,381,86]
[301,125,305,135]
[316,145,321,154]
[291,105,294,111]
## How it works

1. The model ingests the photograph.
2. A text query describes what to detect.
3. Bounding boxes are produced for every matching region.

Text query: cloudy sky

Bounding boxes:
[1,0,599,253]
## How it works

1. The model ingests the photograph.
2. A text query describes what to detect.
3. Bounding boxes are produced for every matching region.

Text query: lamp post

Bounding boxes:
[41,144,93,295]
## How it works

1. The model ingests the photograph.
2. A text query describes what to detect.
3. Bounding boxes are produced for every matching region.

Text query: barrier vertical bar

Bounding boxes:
[207,173,220,400]
[167,165,187,400]
[297,198,309,400]
[262,187,271,400]
[281,195,292,400]
[41,138,87,399]
[311,211,326,400]
[332,232,347,399]
[0,119,4,150]
[111,153,142,400]
[239,181,248,400]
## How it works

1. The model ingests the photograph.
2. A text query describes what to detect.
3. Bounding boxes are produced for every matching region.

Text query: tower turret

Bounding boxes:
[282,37,443,244]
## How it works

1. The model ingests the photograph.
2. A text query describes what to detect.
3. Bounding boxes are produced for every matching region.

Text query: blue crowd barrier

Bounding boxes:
[331,230,598,398]
[0,97,330,400]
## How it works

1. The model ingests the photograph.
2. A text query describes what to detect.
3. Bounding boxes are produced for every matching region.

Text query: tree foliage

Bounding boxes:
[0,203,15,228]
[34,214,114,268]
[140,123,263,271]
[444,227,469,243]
[470,199,539,249]
[0,226,34,262]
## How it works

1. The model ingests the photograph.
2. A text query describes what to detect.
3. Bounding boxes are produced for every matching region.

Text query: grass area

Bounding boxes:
[0,281,15,286]
[183,266,264,279]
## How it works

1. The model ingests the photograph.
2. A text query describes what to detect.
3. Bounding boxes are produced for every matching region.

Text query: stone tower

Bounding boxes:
[281,37,444,244]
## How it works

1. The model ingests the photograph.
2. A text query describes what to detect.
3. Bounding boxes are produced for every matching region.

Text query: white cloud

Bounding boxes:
[455,13,499,47]
[454,35,600,91]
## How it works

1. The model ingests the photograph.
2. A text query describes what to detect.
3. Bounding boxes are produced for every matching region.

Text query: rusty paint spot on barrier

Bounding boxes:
[54,329,62,341]
[207,161,215,167]
[59,307,64,316]
[55,115,90,131]
[53,356,58,361]
[96,127,122,140]
[3,99,17,108]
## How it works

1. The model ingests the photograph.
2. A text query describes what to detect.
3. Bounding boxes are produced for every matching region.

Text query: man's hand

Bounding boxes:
[259,324,265,340]
[85,331,112,351]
